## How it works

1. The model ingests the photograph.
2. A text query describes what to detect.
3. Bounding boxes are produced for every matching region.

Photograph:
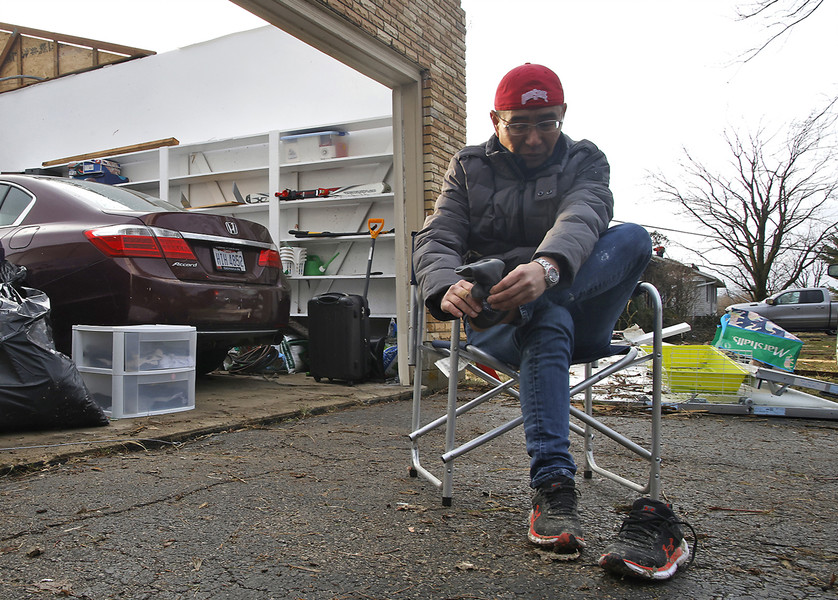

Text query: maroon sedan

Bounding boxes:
[0,175,291,373]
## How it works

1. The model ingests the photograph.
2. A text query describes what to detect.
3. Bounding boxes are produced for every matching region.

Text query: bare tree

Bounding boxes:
[737,0,826,61]
[650,99,838,301]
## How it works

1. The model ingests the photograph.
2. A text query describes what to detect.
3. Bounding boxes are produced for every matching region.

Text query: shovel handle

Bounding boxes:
[368,218,385,239]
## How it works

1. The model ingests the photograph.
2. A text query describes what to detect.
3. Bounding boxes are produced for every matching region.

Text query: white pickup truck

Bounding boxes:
[727,286,838,333]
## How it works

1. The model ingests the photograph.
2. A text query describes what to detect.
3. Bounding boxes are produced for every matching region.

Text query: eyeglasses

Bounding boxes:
[495,113,562,137]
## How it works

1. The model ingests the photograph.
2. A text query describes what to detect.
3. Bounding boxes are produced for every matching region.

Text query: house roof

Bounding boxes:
[0,22,154,94]
[651,255,726,288]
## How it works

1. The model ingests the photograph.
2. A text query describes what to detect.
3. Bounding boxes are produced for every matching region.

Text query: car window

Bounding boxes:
[0,184,35,226]
[775,291,800,305]
[43,178,184,213]
[800,289,824,304]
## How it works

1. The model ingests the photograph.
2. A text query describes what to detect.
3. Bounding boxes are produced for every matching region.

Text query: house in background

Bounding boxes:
[645,253,726,318]
[689,263,726,316]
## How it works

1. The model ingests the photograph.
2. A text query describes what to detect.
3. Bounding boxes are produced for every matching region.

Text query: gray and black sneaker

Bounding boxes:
[599,497,696,580]
[455,259,510,331]
[528,476,585,559]
[470,299,511,330]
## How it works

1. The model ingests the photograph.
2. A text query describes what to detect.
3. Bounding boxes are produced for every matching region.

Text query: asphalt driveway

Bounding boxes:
[1,379,837,599]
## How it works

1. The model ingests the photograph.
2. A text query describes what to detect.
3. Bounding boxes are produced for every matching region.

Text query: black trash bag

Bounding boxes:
[0,260,108,433]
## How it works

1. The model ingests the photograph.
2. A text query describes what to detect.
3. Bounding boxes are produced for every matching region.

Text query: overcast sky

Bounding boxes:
[3,0,837,265]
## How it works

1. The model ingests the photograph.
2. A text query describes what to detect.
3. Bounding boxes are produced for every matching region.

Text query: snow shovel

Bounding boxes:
[362,218,385,300]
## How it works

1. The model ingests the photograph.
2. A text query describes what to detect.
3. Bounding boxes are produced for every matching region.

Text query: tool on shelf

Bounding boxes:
[363,218,385,299]
[276,188,338,201]
[233,182,269,204]
[276,182,391,201]
[288,226,394,238]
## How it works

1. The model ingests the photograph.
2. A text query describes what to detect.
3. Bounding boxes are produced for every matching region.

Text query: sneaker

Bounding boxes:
[528,477,586,559]
[469,300,512,331]
[599,497,696,580]
[455,258,513,331]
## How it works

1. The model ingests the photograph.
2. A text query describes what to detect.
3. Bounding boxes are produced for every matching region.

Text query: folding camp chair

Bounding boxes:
[408,279,665,506]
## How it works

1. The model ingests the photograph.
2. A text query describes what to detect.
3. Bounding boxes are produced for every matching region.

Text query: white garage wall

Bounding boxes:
[0,26,392,171]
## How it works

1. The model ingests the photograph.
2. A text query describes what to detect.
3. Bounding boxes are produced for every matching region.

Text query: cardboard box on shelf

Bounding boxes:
[281,131,348,163]
[68,159,128,184]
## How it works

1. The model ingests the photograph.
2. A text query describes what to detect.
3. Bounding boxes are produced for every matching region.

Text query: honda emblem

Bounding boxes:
[225,222,238,235]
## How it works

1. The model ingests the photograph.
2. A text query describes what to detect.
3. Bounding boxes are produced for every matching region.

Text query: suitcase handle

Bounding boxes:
[315,292,348,305]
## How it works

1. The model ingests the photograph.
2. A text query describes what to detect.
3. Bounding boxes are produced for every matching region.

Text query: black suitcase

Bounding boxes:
[307,292,370,383]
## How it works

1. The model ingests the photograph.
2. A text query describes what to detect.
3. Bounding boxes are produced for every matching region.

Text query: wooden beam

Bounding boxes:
[0,22,155,57]
[0,28,20,72]
[42,138,180,166]
[2,23,156,92]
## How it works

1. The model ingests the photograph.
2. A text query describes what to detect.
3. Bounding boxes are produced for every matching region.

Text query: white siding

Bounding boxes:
[0,26,390,172]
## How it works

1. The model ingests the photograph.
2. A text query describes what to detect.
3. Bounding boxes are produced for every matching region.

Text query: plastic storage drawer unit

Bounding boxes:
[72,325,197,418]
[72,324,196,372]
[80,370,196,419]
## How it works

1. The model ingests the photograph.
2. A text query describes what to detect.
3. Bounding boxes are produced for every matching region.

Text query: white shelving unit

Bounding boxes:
[101,115,398,323]
[277,118,394,320]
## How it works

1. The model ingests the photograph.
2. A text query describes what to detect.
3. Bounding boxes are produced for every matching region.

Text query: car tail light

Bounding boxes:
[85,225,197,260]
[153,228,197,259]
[258,248,281,269]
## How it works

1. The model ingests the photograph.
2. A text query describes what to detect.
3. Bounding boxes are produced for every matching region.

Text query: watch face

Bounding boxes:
[537,258,559,286]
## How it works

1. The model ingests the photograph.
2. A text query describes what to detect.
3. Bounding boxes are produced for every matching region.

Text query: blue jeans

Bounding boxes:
[465,224,652,488]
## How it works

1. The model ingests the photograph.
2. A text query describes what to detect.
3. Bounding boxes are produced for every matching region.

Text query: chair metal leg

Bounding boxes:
[441,318,461,506]
[583,360,595,479]
[409,285,441,487]
[408,282,666,505]
[644,281,663,501]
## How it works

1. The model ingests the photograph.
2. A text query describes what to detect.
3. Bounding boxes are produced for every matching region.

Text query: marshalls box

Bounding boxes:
[72,325,196,418]
[281,130,348,162]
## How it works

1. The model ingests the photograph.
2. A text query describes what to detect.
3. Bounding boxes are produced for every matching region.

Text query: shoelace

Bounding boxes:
[619,509,699,568]
[542,487,580,516]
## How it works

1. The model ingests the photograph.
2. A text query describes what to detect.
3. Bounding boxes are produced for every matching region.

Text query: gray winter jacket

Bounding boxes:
[413,133,613,320]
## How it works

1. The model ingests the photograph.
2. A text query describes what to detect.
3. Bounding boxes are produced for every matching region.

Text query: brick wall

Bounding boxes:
[314,0,466,215]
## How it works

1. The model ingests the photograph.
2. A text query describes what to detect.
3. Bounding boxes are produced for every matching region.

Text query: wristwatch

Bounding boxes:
[534,257,560,288]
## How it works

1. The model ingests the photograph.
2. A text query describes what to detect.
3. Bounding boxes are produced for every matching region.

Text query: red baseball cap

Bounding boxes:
[494,63,564,111]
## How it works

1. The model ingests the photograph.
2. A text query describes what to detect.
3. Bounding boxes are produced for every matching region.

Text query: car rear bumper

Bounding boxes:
[125,277,291,332]
[30,258,291,354]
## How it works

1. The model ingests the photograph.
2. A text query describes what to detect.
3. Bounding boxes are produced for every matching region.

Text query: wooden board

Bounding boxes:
[43,138,180,166]
[186,202,245,210]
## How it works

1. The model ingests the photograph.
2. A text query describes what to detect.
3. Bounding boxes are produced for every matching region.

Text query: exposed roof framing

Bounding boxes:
[0,22,155,94]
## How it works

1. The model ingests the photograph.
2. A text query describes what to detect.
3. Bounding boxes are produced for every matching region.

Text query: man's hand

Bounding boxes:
[441,259,556,318]
[485,261,550,311]
[440,279,482,319]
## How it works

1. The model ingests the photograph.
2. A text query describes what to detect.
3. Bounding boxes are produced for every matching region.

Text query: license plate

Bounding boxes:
[213,247,246,272]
